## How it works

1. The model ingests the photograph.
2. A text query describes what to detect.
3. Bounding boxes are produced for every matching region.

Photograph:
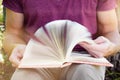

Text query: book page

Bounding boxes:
[45,21,67,59]
[19,20,69,68]
[33,27,64,59]
[19,39,64,68]
[65,21,94,59]
[66,52,113,67]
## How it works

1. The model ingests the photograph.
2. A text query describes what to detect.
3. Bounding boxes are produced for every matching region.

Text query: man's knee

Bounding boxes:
[66,64,105,80]
[11,69,43,80]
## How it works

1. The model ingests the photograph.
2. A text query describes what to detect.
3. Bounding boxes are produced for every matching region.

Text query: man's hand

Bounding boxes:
[79,36,116,58]
[9,44,26,67]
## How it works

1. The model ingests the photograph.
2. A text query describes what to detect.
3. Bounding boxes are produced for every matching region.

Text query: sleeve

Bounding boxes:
[2,0,23,13]
[97,0,117,11]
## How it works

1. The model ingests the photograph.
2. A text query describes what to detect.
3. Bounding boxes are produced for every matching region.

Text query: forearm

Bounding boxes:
[98,24,120,56]
[2,8,27,56]
[97,9,120,56]
[102,31,120,52]
[3,31,27,56]
[103,31,120,44]
[116,0,120,32]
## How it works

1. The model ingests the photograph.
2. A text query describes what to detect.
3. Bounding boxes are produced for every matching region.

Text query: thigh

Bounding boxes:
[66,64,106,80]
[11,68,62,80]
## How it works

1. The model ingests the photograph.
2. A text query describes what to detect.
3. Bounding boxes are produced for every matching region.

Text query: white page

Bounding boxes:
[66,52,113,67]
[19,39,64,68]
[65,21,94,59]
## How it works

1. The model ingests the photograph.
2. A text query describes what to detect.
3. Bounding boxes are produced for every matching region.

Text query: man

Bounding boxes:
[2,0,120,80]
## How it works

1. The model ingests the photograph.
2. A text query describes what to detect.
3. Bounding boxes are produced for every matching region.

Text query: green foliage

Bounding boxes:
[0,14,3,24]
[0,25,4,49]
[106,69,120,80]
[0,0,3,24]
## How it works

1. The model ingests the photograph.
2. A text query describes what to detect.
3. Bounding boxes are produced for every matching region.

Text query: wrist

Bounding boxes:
[3,43,26,57]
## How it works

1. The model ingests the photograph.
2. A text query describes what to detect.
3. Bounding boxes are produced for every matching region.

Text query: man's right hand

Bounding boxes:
[9,44,26,68]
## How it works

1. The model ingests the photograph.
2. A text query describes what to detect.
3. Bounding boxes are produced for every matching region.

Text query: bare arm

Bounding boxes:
[3,8,26,56]
[79,9,120,58]
[116,0,120,32]
[97,9,120,55]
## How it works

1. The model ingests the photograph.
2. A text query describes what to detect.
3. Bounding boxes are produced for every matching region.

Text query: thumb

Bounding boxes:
[94,36,108,44]
[9,56,20,67]
[79,42,91,50]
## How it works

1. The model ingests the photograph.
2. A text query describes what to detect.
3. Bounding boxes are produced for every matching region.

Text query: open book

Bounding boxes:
[19,20,113,68]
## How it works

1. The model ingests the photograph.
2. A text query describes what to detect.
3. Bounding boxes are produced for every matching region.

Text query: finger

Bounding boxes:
[79,42,91,49]
[79,43,103,58]
[11,60,20,67]
[89,51,103,58]
[9,56,20,67]
[12,63,18,67]
[79,41,90,46]
[94,36,106,44]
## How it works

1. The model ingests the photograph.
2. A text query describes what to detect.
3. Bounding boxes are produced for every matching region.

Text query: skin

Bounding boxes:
[80,9,120,57]
[3,8,120,67]
[3,8,26,67]
[116,0,120,32]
